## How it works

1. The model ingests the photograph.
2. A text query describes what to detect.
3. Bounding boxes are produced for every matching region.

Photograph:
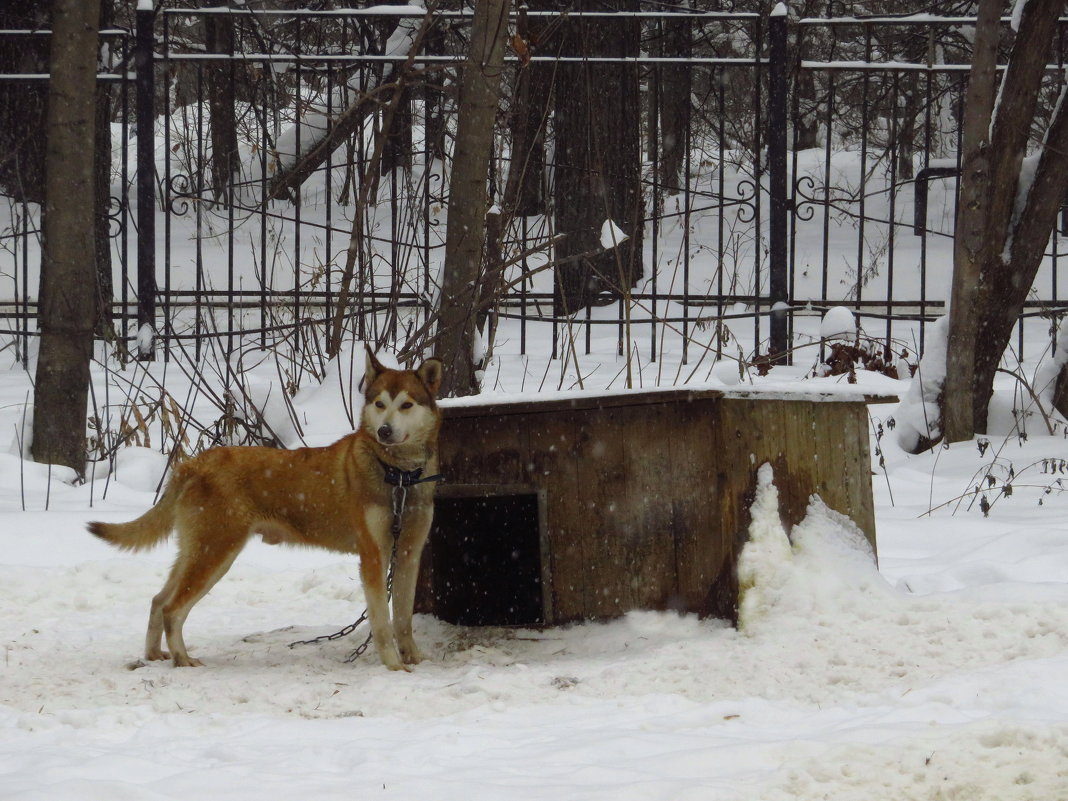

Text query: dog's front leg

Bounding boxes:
[358,506,405,671]
[391,504,433,665]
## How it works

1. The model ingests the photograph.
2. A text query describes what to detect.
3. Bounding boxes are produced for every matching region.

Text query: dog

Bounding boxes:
[89,347,443,671]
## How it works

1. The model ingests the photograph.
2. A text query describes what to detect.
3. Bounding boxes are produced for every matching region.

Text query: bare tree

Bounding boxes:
[501,1,556,218]
[32,0,102,475]
[552,0,642,315]
[204,6,238,199]
[650,10,691,196]
[937,0,1068,445]
[434,0,511,397]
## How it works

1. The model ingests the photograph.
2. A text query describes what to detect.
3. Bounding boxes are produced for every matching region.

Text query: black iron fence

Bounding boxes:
[2,6,1067,376]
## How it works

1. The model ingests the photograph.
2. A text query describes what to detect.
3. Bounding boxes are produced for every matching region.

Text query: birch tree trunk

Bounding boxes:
[32,0,101,475]
[434,0,511,397]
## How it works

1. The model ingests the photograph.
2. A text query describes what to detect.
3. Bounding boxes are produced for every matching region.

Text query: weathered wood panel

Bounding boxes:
[418,388,879,627]
[669,397,728,618]
[715,396,876,547]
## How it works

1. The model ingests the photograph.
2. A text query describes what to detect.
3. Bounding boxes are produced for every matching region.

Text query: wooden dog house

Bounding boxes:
[415,386,878,627]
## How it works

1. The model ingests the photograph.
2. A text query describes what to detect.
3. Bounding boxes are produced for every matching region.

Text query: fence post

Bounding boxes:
[135,0,157,359]
[768,2,790,363]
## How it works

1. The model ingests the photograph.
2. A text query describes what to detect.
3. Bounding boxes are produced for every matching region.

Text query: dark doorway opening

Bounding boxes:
[430,491,544,626]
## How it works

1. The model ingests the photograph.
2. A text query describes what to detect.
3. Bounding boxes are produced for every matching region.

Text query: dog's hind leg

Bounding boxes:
[154,509,247,667]
[145,570,180,661]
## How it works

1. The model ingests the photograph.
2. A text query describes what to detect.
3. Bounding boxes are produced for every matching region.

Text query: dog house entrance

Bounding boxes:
[430,487,546,627]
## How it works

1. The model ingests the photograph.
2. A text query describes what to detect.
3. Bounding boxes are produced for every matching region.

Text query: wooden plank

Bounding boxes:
[670,396,730,617]
[442,387,725,420]
[571,405,629,619]
[521,409,586,623]
[592,403,675,617]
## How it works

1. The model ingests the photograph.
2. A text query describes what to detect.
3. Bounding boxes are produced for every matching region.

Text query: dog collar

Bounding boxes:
[377,458,444,488]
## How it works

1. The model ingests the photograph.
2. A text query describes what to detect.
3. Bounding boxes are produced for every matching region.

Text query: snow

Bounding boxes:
[736,463,794,629]
[441,380,880,412]
[896,314,948,451]
[599,218,629,250]
[1011,0,1030,32]
[818,305,856,340]
[4,366,1068,798]
[135,324,155,359]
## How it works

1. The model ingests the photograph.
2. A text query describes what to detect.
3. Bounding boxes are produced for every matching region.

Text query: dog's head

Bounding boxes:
[362,345,443,448]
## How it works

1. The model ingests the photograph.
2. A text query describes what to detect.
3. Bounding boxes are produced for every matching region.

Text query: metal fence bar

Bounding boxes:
[767,4,789,362]
[134,2,156,357]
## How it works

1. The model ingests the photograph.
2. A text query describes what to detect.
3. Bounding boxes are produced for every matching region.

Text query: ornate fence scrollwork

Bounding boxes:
[792,174,819,223]
[166,173,197,217]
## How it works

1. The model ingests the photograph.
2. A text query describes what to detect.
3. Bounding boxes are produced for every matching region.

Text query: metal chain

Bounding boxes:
[288,487,407,658]
[287,611,369,649]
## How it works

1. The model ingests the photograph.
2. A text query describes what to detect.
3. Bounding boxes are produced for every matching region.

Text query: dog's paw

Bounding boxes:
[399,643,425,665]
[377,643,410,671]
[172,655,204,667]
[145,649,171,662]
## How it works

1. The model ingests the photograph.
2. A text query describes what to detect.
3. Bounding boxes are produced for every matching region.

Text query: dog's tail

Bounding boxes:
[88,469,187,552]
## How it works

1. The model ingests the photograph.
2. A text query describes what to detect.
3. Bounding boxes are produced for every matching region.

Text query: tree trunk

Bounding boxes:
[657,13,691,195]
[793,67,820,151]
[896,71,918,180]
[205,9,238,200]
[502,3,552,218]
[381,86,413,175]
[553,0,643,315]
[940,0,1067,445]
[32,0,101,476]
[422,24,448,164]
[434,0,511,398]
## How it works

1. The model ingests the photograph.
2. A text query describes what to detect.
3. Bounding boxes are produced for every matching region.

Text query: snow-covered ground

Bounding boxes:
[2,349,1068,800]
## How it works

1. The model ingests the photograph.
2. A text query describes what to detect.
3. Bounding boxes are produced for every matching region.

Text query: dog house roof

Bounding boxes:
[439,383,895,419]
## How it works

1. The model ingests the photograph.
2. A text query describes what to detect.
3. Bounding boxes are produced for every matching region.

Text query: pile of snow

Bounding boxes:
[818,305,856,341]
[896,315,949,451]
[599,218,629,250]
[739,463,882,632]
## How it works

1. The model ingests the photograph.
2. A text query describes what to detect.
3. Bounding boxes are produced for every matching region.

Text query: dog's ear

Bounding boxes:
[416,358,443,398]
[364,344,385,391]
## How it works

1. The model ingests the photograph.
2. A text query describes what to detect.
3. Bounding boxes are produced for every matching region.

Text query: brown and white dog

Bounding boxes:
[89,347,443,671]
